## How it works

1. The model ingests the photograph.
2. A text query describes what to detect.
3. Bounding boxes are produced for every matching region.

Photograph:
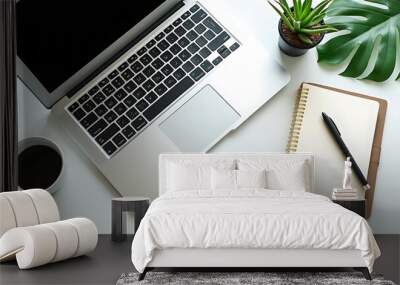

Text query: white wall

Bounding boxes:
[17,0,399,234]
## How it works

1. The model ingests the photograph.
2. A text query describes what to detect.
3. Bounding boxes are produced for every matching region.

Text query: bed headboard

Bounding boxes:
[159,153,314,195]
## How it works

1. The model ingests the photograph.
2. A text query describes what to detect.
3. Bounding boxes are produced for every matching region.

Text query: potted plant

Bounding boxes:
[268,0,337,56]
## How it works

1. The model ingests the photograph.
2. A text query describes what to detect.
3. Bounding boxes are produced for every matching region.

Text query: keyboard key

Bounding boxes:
[115,89,128,100]
[124,95,137,107]
[199,47,212,58]
[161,64,173,76]
[190,54,203,66]
[98,78,109,87]
[103,141,117,155]
[136,99,149,112]
[126,107,139,120]
[112,133,127,147]
[182,19,195,30]
[196,36,207,47]
[89,119,107,137]
[95,123,119,145]
[116,115,130,128]
[166,33,178,44]
[200,60,214,72]
[131,62,144,73]
[93,92,106,104]
[133,73,146,85]
[122,126,136,139]
[111,76,124,89]
[218,45,231,58]
[204,30,216,40]
[102,84,116,96]
[208,31,230,51]
[182,61,195,73]
[149,47,161,58]
[121,69,135,80]
[175,26,186,37]
[146,39,156,49]
[133,87,146,99]
[118,62,129,71]
[82,100,96,112]
[155,32,165,41]
[104,110,118,123]
[78,94,90,104]
[94,104,107,116]
[128,54,138,63]
[151,58,164,69]
[187,43,200,54]
[212,56,223,65]
[194,23,206,34]
[164,25,174,34]
[173,18,182,27]
[143,79,156,92]
[143,66,156,77]
[230,42,240,51]
[157,39,169,51]
[203,17,223,34]
[170,44,182,55]
[152,72,165,84]
[170,57,183,68]
[143,77,194,121]
[191,9,207,24]
[114,103,127,115]
[178,36,190,48]
[108,70,119,80]
[88,86,99,96]
[190,67,206,81]
[154,83,168,96]
[145,92,158,103]
[178,50,191,61]
[164,76,177,88]
[186,30,198,41]
[81,112,98,129]
[161,50,173,62]
[73,108,86,120]
[132,116,147,131]
[105,97,118,109]
[137,47,147,56]
[173,68,185,80]
[68,102,79,113]
[190,4,200,13]
[181,11,191,20]
[123,80,137,93]
[140,54,152,66]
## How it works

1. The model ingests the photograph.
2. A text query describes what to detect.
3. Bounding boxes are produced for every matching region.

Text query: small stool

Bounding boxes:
[111,197,150,242]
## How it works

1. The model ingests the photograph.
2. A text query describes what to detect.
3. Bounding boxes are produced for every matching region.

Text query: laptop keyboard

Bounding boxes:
[66,3,240,157]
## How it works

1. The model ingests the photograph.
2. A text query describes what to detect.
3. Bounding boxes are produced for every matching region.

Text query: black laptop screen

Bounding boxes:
[17,0,165,92]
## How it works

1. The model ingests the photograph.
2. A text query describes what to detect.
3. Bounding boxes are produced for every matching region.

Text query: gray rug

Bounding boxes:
[116,272,396,285]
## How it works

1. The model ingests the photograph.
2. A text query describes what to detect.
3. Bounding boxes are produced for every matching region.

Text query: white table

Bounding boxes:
[17,0,400,234]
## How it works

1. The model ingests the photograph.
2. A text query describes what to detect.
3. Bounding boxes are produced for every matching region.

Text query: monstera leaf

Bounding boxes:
[317,0,400,82]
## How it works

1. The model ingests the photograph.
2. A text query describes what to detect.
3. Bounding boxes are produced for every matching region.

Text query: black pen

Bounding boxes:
[322,112,371,191]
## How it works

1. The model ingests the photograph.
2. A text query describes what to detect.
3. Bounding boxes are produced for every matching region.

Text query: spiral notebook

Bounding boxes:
[287,82,387,217]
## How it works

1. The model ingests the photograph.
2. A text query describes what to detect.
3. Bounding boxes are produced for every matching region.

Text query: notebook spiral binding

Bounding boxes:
[286,86,309,153]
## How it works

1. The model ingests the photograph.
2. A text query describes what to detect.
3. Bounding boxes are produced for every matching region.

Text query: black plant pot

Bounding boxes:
[278,19,325,57]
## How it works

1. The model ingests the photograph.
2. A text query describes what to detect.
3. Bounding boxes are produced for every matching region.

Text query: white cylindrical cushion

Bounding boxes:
[24,189,60,223]
[1,191,39,227]
[0,196,17,237]
[65,218,98,257]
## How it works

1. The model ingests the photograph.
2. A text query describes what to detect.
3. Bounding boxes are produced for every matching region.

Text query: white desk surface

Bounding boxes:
[18,0,400,234]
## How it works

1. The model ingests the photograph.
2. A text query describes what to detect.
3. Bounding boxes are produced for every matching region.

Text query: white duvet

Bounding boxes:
[131,190,380,273]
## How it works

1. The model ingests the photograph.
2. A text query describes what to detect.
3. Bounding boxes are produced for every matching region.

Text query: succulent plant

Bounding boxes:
[268,0,337,45]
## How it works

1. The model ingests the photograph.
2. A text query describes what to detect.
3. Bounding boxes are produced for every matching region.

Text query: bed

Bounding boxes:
[131,153,380,280]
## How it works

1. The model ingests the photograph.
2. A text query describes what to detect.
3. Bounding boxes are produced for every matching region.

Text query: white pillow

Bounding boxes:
[237,159,309,191]
[211,168,236,189]
[167,163,211,191]
[237,169,267,188]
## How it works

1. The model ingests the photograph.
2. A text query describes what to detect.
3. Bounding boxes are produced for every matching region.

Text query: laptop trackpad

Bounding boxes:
[159,85,240,151]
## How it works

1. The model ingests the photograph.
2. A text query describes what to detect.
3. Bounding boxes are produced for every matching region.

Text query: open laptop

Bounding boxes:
[16,0,290,197]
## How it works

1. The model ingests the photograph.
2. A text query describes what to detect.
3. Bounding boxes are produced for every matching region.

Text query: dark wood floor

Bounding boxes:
[0,235,398,285]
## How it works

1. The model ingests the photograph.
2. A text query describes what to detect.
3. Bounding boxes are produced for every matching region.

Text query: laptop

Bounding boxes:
[16,0,290,197]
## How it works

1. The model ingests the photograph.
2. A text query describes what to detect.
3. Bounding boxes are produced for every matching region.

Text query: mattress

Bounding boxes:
[131,189,380,272]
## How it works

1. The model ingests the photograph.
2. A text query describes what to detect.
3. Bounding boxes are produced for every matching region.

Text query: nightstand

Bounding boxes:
[333,199,365,218]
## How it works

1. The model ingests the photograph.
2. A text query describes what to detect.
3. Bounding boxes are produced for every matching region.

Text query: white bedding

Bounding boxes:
[131,190,380,273]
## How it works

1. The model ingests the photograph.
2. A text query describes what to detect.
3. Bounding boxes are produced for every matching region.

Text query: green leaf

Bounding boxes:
[268,1,295,30]
[275,0,296,23]
[300,27,337,34]
[303,0,333,26]
[298,33,313,44]
[300,0,312,20]
[293,0,301,19]
[317,0,400,82]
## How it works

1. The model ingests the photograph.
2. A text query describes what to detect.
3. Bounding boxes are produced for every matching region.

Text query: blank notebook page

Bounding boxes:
[293,83,379,197]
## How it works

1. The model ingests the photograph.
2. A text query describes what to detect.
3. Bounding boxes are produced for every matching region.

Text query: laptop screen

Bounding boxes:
[17,0,166,93]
